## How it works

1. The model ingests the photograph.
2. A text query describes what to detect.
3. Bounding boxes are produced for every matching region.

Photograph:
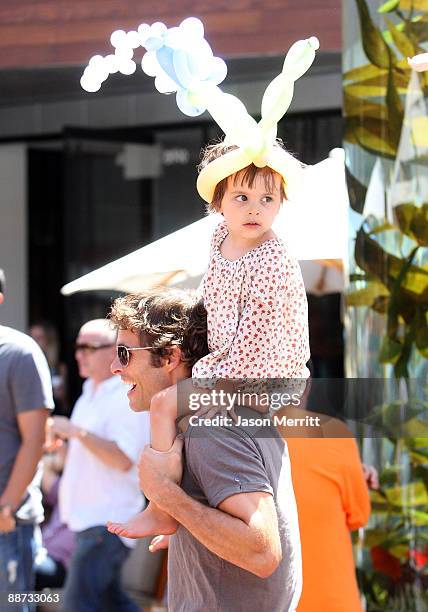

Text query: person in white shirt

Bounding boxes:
[47,319,149,612]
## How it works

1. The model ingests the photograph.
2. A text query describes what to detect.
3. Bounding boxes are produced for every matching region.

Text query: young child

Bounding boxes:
[107,139,310,539]
[102,25,318,539]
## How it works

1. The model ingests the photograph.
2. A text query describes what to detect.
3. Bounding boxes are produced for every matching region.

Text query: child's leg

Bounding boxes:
[107,508,177,539]
[108,383,192,539]
[150,384,179,452]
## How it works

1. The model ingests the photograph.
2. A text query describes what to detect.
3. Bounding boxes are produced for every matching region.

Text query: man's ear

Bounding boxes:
[164,346,182,372]
[0,292,4,306]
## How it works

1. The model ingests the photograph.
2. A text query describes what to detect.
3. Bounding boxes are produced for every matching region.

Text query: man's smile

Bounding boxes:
[121,378,137,395]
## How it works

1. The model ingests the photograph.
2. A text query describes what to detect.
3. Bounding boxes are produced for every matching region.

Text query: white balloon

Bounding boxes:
[186,39,213,80]
[155,73,178,93]
[80,74,101,93]
[110,29,127,48]
[115,46,134,60]
[138,23,151,45]
[105,54,120,74]
[180,17,204,39]
[150,22,167,37]
[141,51,161,77]
[308,36,320,50]
[86,58,109,81]
[119,59,137,75]
[164,27,184,50]
[93,64,110,82]
[208,57,227,85]
[126,30,140,49]
[89,55,105,68]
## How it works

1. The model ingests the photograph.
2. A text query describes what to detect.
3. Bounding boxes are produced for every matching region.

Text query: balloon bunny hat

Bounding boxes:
[81,18,319,202]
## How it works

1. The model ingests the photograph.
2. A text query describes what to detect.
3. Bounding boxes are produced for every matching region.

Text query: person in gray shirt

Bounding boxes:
[0,269,54,601]
[109,289,302,612]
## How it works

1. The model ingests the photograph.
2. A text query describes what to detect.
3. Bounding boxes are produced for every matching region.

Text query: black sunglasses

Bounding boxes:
[116,344,152,367]
[74,343,114,353]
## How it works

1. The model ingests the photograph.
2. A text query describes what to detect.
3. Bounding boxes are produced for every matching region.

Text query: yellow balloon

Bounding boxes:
[260,74,294,133]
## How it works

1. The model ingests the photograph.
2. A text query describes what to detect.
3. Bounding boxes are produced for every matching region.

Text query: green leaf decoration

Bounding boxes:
[350,273,369,282]
[353,122,399,158]
[415,308,428,357]
[346,70,410,95]
[372,295,390,314]
[399,0,428,10]
[347,282,390,307]
[378,0,400,13]
[409,450,428,465]
[410,17,428,44]
[348,1,428,596]
[355,0,396,69]
[384,481,428,507]
[385,17,415,58]
[344,104,401,158]
[401,417,428,438]
[371,490,389,506]
[369,221,397,235]
[388,544,411,560]
[386,68,404,150]
[364,528,390,546]
[407,509,428,526]
[355,227,428,304]
[343,63,387,82]
[344,91,389,121]
[345,165,368,214]
[379,336,403,363]
[395,203,428,246]
[347,83,389,98]
[363,401,422,433]
[406,436,428,451]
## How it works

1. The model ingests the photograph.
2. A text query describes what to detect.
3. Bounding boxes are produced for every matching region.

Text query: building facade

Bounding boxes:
[0,1,342,400]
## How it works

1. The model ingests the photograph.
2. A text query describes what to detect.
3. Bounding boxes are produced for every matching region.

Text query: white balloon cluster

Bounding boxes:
[80,17,227,117]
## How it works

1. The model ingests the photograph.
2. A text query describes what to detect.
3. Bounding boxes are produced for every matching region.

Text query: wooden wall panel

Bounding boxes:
[0,0,341,69]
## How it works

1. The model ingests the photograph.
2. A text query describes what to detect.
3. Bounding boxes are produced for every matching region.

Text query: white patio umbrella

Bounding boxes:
[61,149,348,296]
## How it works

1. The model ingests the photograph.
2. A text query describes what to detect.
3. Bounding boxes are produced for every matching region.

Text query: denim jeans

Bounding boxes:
[0,523,36,612]
[61,526,139,612]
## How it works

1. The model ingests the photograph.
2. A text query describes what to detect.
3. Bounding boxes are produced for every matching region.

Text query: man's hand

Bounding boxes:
[0,506,16,534]
[138,438,184,501]
[49,416,79,441]
[362,464,379,490]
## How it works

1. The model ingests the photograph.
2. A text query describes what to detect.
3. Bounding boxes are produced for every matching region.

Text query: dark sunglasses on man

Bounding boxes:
[116,344,152,367]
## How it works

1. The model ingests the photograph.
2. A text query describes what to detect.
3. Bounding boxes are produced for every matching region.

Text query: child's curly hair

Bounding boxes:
[198,138,290,213]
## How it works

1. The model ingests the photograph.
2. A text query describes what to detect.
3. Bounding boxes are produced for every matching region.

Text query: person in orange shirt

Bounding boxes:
[276,388,371,612]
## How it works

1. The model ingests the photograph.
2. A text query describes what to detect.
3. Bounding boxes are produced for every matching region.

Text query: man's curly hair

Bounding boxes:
[109,288,208,370]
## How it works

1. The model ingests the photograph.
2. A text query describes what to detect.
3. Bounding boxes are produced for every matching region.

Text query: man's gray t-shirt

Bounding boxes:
[168,411,302,612]
[0,326,54,523]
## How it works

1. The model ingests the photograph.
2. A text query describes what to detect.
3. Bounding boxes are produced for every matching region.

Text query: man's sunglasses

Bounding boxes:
[116,344,152,367]
[74,343,114,354]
